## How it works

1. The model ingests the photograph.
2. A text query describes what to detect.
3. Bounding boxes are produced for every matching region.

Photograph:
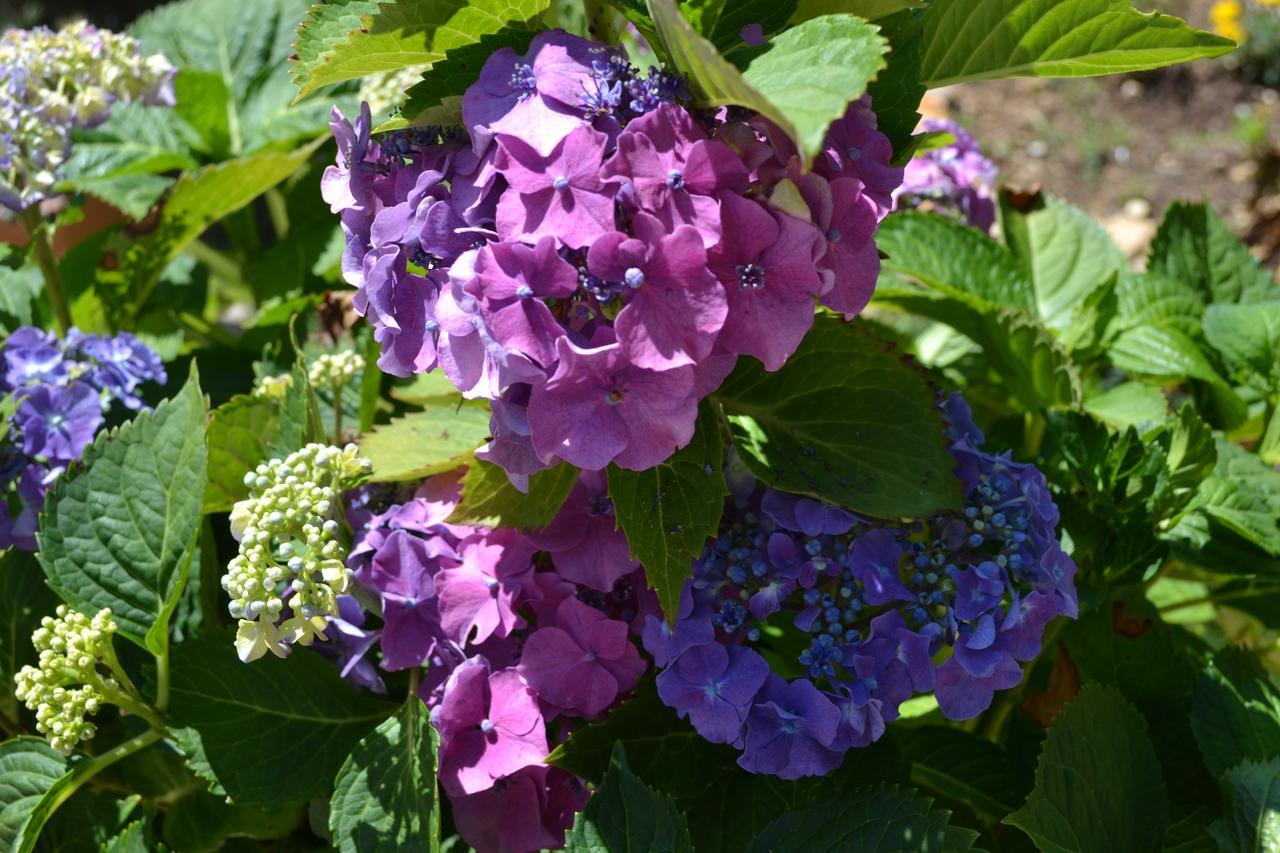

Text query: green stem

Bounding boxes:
[264,188,290,240]
[19,207,72,335]
[1258,396,1280,465]
[37,729,161,827]
[186,238,243,284]
[332,385,344,445]
[1158,586,1276,615]
[1023,410,1047,460]
[154,646,171,713]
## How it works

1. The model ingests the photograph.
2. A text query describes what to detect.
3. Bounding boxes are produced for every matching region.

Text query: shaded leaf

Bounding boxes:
[1191,649,1280,779]
[0,738,65,852]
[608,404,725,620]
[564,743,692,853]
[1148,202,1277,306]
[714,317,961,518]
[204,394,280,513]
[1209,758,1280,853]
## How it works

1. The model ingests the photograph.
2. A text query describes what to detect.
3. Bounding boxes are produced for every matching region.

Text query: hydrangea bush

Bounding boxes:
[2,1,1278,852]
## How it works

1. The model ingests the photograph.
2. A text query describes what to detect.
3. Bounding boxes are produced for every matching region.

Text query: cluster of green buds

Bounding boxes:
[308,351,365,390]
[251,372,294,400]
[13,606,157,755]
[0,21,175,212]
[360,64,429,115]
[223,443,373,663]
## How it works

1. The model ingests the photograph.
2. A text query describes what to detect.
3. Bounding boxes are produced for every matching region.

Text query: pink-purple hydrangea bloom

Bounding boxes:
[893,118,998,233]
[323,29,901,481]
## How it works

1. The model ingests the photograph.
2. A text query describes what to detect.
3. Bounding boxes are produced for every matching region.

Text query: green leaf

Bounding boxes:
[393,29,538,129]
[167,630,396,808]
[330,697,440,853]
[999,191,1127,334]
[789,0,925,24]
[448,460,579,530]
[977,307,1082,410]
[1204,301,1280,390]
[102,820,148,853]
[1148,202,1277,306]
[549,683,909,852]
[896,725,1020,821]
[564,743,692,853]
[608,404,725,620]
[203,394,281,513]
[291,0,553,101]
[67,173,175,221]
[919,0,1233,88]
[1005,683,1168,853]
[1114,271,1205,333]
[1109,323,1227,386]
[270,361,322,459]
[38,366,208,653]
[864,10,926,162]
[745,784,980,852]
[1209,758,1280,853]
[1172,439,1280,557]
[0,738,66,852]
[163,790,303,852]
[1082,382,1168,429]
[0,265,43,335]
[358,405,493,483]
[715,317,961,518]
[648,0,888,166]
[0,551,59,722]
[878,211,1036,312]
[99,145,319,328]
[1191,649,1280,780]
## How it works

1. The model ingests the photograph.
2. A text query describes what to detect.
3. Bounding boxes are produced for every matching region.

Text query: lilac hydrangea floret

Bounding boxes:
[893,118,998,233]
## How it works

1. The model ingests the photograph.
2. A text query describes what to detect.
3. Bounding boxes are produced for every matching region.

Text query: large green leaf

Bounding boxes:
[0,552,59,723]
[330,697,440,853]
[648,0,888,166]
[358,405,493,483]
[919,0,1233,88]
[167,631,396,808]
[291,0,553,100]
[1171,439,1280,558]
[1204,301,1280,391]
[449,460,579,529]
[38,367,208,653]
[564,743,692,853]
[549,684,908,852]
[1108,323,1227,386]
[163,790,303,852]
[863,10,927,161]
[896,725,1020,822]
[977,307,1082,410]
[203,394,281,513]
[1148,202,1278,306]
[878,210,1035,312]
[1190,649,1280,780]
[744,785,980,852]
[1210,758,1280,853]
[1005,684,1168,853]
[0,738,66,852]
[608,404,725,620]
[1082,382,1168,429]
[999,192,1127,334]
[714,317,961,518]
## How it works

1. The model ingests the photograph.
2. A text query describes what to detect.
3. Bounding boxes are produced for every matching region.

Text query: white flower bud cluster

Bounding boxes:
[0,21,176,212]
[251,373,294,400]
[308,351,365,389]
[222,443,373,663]
[13,606,118,755]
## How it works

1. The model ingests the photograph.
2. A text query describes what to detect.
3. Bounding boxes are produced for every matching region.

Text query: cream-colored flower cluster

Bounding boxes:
[14,606,119,755]
[222,443,373,662]
[308,351,365,389]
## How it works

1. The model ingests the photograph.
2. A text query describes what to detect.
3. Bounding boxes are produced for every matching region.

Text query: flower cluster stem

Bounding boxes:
[38,729,162,823]
[19,207,72,335]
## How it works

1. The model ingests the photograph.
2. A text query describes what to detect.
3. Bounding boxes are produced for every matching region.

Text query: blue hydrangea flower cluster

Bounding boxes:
[0,21,175,213]
[643,394,1079,779]
[0,327,166,549]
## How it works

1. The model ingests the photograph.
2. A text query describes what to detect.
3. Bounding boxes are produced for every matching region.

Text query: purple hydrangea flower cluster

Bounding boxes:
[328,467,656,853]
[0,21,176,212]
[322,30,902,483]
[645,394,1078,779]
[892,118,998,232]
[0,327,166,549]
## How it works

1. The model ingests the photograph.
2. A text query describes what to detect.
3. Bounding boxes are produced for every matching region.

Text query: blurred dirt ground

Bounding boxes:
[924,0,1280,264]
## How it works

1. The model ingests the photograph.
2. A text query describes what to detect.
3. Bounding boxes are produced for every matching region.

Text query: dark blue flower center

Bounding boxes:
[736,263,765,290]
[510,63,536,100]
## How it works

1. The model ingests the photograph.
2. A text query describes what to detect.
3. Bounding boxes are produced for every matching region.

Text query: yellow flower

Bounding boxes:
[1211,0,1245,42]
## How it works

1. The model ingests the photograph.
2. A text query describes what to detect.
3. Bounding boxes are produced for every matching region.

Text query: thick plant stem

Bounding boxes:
[583,0,623,45]
[19,207,72,335]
